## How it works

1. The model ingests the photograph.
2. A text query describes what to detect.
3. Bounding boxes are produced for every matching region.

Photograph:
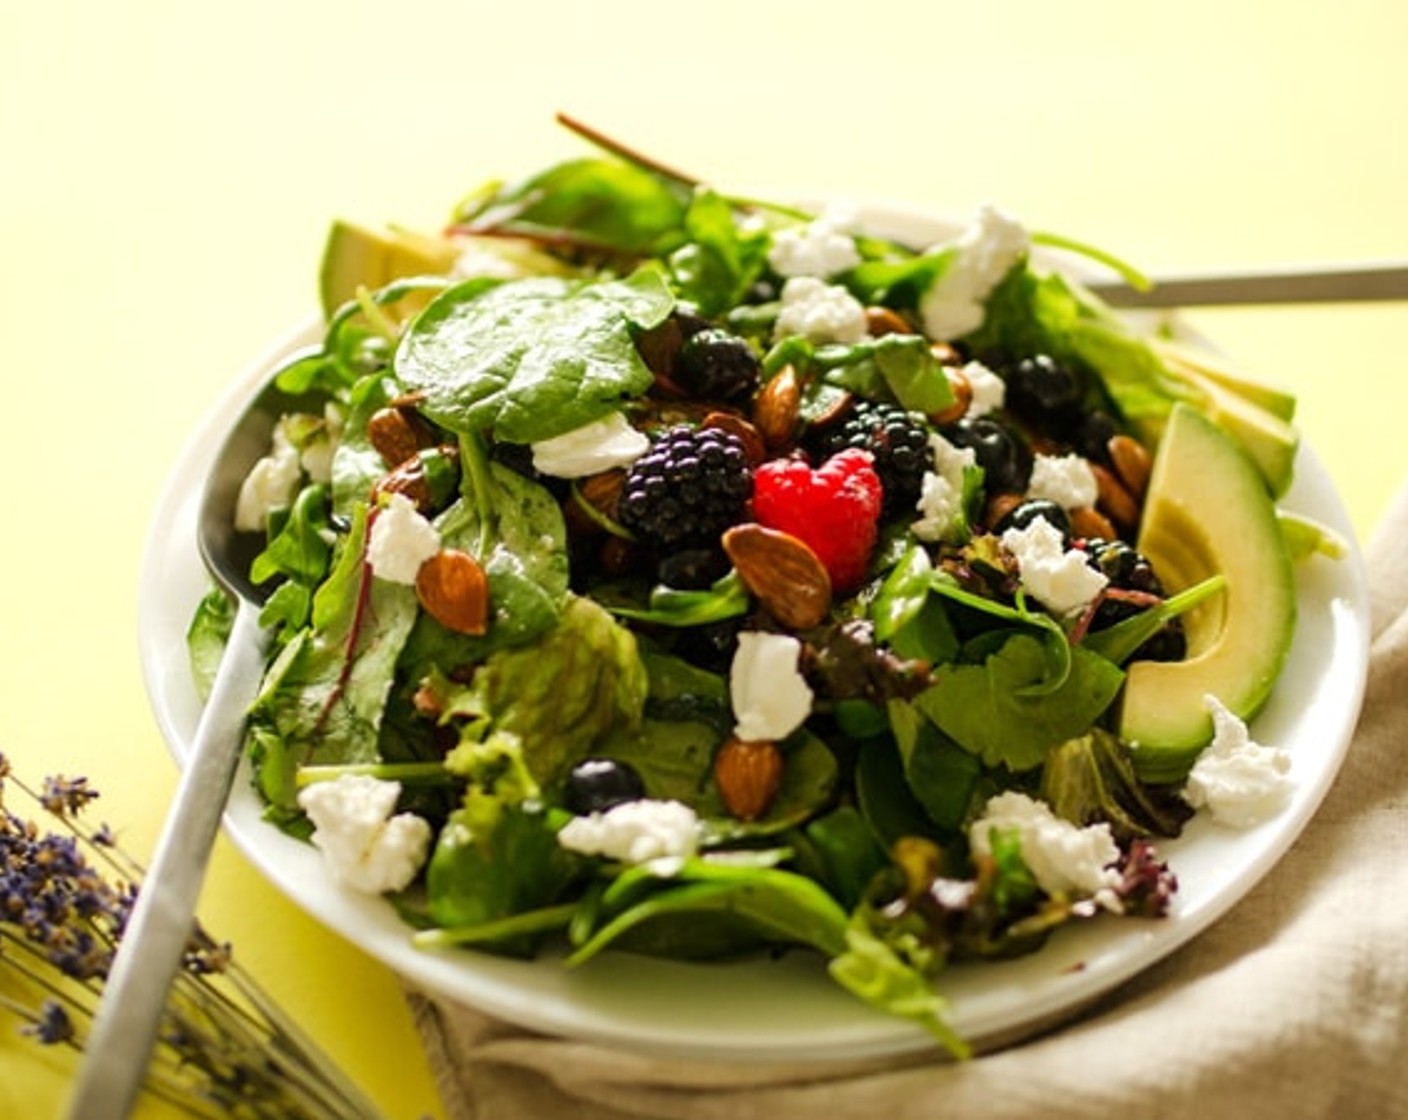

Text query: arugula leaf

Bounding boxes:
[668,187,771,316]
[396,267,675,443]
[246,504,421,819]
[914,633,1125,772]
[185,587,234,702]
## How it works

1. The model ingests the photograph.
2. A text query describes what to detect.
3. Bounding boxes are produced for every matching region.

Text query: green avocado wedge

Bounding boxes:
[1116,403,1297,783]
[319,218,458,320]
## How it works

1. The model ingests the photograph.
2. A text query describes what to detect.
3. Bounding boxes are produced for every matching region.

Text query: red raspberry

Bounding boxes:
[751,449,882,593]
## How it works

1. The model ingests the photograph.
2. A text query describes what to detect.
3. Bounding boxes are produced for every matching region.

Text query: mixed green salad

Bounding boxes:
[188,120,1322,1055]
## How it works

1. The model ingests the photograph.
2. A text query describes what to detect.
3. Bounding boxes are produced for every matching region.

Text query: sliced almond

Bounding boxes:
[415,548,489,636]
[713,736,784,822]
[722,523,832,630]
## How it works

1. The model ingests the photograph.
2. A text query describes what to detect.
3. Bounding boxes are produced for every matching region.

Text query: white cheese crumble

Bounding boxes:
[367,493,441,584]
[1027,452,1099,510]
[767,211,862,279]
[297,775,432,894]
[962,360,1007,418]
[969,790,1122,909]
[234,420,303,532]
[918,205,1030,341]
[530,411,650,478]
[730,631,814,742]
[773,277,870,345]
[1183,695,1293,828]
[1000,516,1108,617]
[912,433,976,543]
[557,799,701,869]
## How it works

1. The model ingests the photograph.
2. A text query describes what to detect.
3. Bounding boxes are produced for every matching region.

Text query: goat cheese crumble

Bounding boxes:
[969,791,1122,909]
[234,420,304,533]
[919,205,1030,341]
[1001,516,1108,616]
[530,411,650,478]
[1183,695,1293,828]
[962,360,1007,418]
[367,493,441,584]
[913,433,977,543]
[767,211,862,279]
[730,631,814,742]
[557,799,701,869]
[773,277,870,344]
[1027,452,1099,510]
[297,775,432,894]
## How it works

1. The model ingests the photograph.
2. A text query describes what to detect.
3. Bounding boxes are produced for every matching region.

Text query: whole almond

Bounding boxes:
[713,736,784,822]
[865,305,913,337]
[415,548,489,636]
[1107,434,1152,500]
[368,406,433,469]
[1091,463,1141,534]
[722,523,832,629]
[1069,505,1119,542]
[753,364,801,453]
[702,410,767,466]
[930,363,973,425]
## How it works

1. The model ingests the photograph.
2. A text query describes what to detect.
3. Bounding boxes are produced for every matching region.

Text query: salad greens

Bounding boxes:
[187,117,1307,1056]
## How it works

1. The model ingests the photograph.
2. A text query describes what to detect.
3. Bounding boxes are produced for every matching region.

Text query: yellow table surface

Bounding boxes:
[3,2,1405,1116]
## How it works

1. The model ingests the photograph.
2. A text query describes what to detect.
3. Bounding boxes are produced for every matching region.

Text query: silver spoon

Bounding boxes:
[66,360,326,1120]
[1086,259,1408,307]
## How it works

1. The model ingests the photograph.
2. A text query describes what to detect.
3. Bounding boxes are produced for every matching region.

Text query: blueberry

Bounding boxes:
[942,417,1033,494]
[994,498,1071,541]
[1005,354,1084,421]
[563,758,647,815]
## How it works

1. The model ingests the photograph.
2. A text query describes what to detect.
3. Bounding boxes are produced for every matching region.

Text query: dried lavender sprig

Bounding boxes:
[0,752,386,1120]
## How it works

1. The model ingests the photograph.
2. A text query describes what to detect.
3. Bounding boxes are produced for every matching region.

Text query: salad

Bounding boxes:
[187,119,1325,1056]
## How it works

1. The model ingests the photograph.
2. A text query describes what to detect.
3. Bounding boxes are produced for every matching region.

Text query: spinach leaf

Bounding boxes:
[396,267,675,443]
[456,157,691,257]
[887,698,984,833]
[424,793,584,955]
[913,633,1125,772]
[565,858,851,967]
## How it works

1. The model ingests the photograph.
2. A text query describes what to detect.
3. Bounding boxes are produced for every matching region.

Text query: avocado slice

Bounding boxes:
[1154,338,1297,422]
[1116,403,1297,783]
[318,218,458,320]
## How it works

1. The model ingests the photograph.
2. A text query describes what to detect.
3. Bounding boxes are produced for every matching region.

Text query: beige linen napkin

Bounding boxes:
[408,486,1408,1120]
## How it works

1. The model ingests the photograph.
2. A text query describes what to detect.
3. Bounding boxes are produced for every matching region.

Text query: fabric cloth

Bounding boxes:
[408,487,1408,1120]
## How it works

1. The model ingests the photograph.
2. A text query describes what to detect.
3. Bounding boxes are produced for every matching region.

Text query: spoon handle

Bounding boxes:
[66,601,269,1120]
[1088,260,1408,308]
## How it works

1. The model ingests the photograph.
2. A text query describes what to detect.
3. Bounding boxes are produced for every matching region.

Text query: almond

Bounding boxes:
[1107,434,1152,500]
[1069,505,1119,542]
[865,305,913,337]
[415,548,489,636]
[722,523,832,630]
[368,405,433,469]
[931,363,973,425]
[753,364,801,453]
[701,410,767,466]
[713,736,784,822]
[1091,462,1141,534]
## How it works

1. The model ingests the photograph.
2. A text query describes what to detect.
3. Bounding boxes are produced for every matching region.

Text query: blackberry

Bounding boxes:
[1084,538,1186,661]
[809,400,930,515]
[618,424,752,549]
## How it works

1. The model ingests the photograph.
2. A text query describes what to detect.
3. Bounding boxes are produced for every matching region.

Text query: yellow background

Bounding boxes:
[2,1,1404,1116]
